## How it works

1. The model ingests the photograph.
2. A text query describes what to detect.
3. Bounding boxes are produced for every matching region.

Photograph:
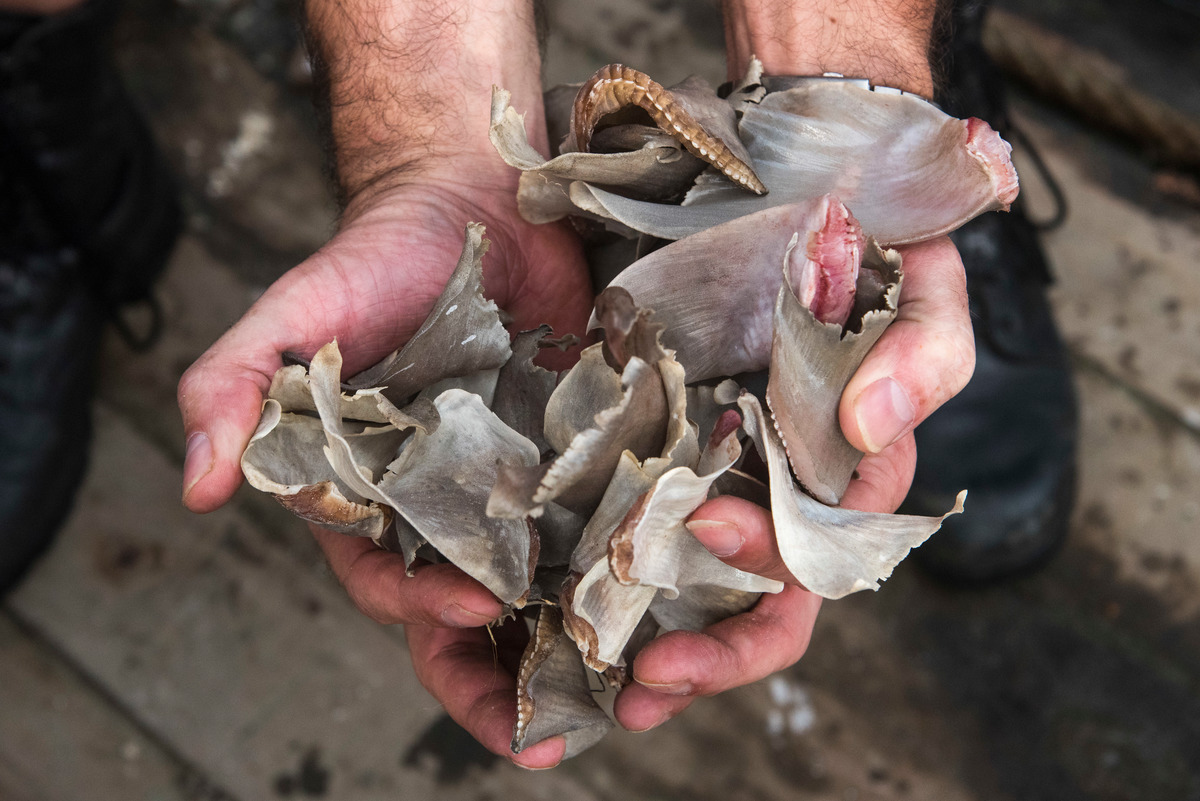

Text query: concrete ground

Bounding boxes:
[2,1,1199,799]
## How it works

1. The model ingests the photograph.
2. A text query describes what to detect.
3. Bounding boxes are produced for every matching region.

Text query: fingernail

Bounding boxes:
[628,708,679,733]
[685,519,743,557]
[512,736,565,770]
[182,432,213,500]
[854,377,915,453]
[635,679,694,696]
[440,603,495,627]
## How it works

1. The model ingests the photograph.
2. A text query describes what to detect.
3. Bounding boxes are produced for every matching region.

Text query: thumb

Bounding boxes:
[840,236,974,454]
[177,326,278,513]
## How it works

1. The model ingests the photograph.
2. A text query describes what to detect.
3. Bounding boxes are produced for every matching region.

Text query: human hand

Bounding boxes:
[614,235,973,732]
[178,174,593,768]
[603,0,974,737]
[176,0,600,769]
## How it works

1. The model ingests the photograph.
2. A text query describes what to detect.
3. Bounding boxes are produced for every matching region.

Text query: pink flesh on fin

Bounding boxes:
[964,117,1019,208]
[707,409,743,452]
[789,198,864,327]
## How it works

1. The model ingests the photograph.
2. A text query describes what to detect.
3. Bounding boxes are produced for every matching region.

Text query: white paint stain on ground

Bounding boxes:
[445,304,459,315]
[208,109,275,197]
[460,334,477,346]
[765,675,816,738]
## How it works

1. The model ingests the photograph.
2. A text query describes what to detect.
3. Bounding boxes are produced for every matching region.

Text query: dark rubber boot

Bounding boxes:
[902,0,1079,583]
[0,0,181,594]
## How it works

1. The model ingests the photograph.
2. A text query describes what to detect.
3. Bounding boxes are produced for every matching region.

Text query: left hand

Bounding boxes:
[614,235,974,732]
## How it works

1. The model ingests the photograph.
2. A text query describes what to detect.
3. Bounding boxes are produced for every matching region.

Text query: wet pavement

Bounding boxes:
[2,1,1199,799]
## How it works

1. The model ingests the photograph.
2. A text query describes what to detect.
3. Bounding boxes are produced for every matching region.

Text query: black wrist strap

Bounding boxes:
[761,72,936,106]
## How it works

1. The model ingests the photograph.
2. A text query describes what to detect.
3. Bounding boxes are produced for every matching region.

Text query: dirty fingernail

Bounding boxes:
[441,603,495,627]
[854,377,915,453]
[182,432,213,500]
[685,519,744,557]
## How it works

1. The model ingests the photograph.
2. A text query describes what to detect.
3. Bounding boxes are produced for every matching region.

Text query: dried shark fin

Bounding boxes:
[492,326,563,457]
[309,341,411,508]
[594,287,699,473]
[265,364,339,414]
[489,87,705,223]
[789,199,863,328]
[724,55,766,111]
[575,123,710,204]
[543,344,625,454]
[600,611,660,690]
[564,560,657,672]
[511,605,614,757]
[653,354,699,472]
[650,585,760,633]
[766,200,903,505]
[267,363,441,434]
[607,416,784,599]
[561,562,657,674]
[534,502,590,568]
[593,285,667,370]
[558,406,763,673]
[543,82,581,157]
[488,344,669,519]
[245,347,410,539]
[343,223,512,404]
[416,367,501,409]
[375,389,542,605]
[372,517,427,574]
[570,450,663,573]
[488,285,702,519]
[241,400,392,538]
[686,380,742,451]
[570,80,1018,244]
[569,65,766,195]
[739,392,965,599]
[490,351,667,518]
[559,451,665,671]
[602,200,833,382]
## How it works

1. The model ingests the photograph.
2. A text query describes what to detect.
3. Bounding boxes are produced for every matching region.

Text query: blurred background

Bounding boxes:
[3,0,1200,798]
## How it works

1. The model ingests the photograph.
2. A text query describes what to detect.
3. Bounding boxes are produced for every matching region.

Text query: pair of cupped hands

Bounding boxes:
[177,143,974,767]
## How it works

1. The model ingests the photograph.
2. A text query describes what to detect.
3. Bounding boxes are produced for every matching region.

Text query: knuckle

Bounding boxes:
[707,625,755,693]
[344,580,392,625]
[942,329,977,393]
[176,361,208,406]
[917,328,975,402]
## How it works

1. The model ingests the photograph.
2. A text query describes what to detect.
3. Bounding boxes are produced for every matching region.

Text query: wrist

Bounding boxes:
[339,175,520,236]
[721,0,938,98]
[305,0,547,209]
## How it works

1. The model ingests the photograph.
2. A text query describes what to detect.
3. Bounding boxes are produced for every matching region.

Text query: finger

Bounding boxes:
[177,248,421,514]
[178,314,282,513]
[613,682,695,733]
[684,496,795,584]
[839,432,917,514]
[685,430,916,575]
[313,527,503,626]
[629,586,821,697]
[406,624,567,769]
[840,236,975,454]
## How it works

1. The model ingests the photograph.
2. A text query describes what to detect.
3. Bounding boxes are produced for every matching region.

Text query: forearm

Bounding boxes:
[721,0,944,97]
[304,0,546,210]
